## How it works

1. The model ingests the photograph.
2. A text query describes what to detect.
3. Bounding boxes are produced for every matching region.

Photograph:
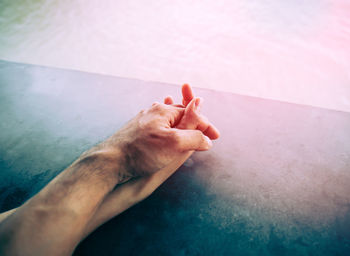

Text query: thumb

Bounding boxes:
[173,129,213,151]
[176,97,201,130]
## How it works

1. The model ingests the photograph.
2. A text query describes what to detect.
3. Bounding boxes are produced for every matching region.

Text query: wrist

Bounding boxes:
[72,148,128,189]
[29,147,128,218]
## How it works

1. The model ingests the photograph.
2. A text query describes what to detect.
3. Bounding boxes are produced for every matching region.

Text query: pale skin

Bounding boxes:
[0,84,220,255]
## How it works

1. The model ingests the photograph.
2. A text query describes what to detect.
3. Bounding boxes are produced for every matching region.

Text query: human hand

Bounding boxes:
[96,87,217,180]
[164,84,220,139]
[0,84,221,254]
[82,84,220,237]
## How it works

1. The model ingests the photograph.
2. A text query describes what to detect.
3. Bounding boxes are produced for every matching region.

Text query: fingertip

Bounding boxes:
[195,97,203,112]
[182,83,194,106]
[211,125,220,140]
[182,83,191,91]
[204,125,221,140]
[164,96,174,105]
[204,135,213,150]
[195,98,201,107]
[215,129,220,139]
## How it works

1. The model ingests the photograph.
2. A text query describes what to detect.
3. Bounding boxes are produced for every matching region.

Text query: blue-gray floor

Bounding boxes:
[0,60,349,255]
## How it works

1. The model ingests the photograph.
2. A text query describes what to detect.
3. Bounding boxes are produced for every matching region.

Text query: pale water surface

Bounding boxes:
[0,0,349,112]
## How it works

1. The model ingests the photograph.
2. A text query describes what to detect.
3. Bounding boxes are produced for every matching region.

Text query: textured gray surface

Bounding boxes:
[0,60,350,255]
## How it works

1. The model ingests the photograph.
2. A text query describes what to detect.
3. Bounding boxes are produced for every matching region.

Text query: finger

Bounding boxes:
[186,97,198,116]
[177,98,220,140]
[202,122,220,140]
[182,83,194,106]
[172,104,185,108]
[195,97,203,112]
[167,106,185,127]
[176,98,198,130]
[173,129,212,151]
[164,96,174,105]
[193,114,219,140]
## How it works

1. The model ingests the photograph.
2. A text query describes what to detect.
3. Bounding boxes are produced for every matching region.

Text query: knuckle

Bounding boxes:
[152,103,169,115]
[151,102,164,111]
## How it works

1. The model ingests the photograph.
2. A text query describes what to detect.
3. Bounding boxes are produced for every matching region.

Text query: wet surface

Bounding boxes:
[0,60,350,255]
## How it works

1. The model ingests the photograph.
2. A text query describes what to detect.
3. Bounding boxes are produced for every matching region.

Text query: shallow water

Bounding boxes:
[0,0,349,112]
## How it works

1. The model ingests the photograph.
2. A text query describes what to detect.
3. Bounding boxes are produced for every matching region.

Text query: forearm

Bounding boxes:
[82,151,192,238]
[0,149,124,256]
[0,152,193,245]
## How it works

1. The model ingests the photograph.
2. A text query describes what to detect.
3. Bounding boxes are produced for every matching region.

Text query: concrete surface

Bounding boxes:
[0,60,350,255]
